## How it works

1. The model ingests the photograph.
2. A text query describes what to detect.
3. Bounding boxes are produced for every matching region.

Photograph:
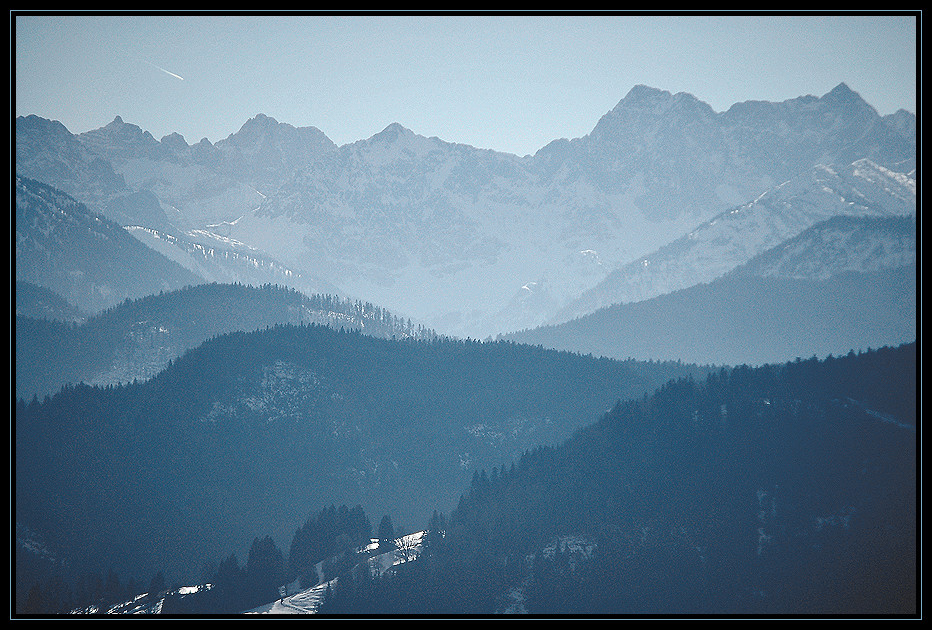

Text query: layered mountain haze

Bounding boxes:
[122,224,342,299]
[15,115,128,209]
[733,214,917,280]
[15,282,438,402]
[15,83,915,339]
[14,173,339,314]
[14,176,202,313]
[553,158,916,323]
[15,281,88,323]
[505,214,916,366]
[14,76,919,617]
[75,113,338,227]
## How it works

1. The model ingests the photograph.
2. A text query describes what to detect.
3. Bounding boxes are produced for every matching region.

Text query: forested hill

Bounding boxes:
[15,323,704,595]
[15,176,203,313]
[15,281,88,323]
[15,281,436,402]
[505,263,916,367]
[320,343,917,616]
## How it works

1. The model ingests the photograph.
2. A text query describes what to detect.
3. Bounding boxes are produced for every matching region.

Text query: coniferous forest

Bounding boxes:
[317,343,917,616]
[15,321,705,613]
[14,175,918,616]
[15,281,438,402]
[17,337,916,616]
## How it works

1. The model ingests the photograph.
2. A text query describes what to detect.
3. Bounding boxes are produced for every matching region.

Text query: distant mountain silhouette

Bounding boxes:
[16,84,916,337]
[15,282,437,401]
[506,261,915,367]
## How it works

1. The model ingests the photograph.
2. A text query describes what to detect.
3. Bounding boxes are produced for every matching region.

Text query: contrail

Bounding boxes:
[143,59,184,81]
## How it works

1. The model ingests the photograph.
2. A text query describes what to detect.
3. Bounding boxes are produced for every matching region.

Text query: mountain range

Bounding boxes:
[15,82,916,341]
[505,214,916,366]
[552,159,916,324]
[15,176,202,314]
[13,81,918,616]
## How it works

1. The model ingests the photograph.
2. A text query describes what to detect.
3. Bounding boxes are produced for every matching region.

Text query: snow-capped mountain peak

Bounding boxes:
[15,84,916,338]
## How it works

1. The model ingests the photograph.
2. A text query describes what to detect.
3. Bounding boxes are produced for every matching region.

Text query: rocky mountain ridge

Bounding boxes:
[553,158,916,323]
[15,83,916,337]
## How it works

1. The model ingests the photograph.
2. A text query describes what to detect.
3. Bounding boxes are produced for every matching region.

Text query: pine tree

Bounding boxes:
[378,515,395,549]
[245,535,285,609]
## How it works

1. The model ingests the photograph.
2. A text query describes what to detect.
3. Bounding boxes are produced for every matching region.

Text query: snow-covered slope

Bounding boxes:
[246,531,426,615]
[69,532,427,615]
[731,214,916,280]
[16,83,916,337]
[553,158,915,325]
[14,176,202,313]
[505,210,916,367]
[123,224,341,298]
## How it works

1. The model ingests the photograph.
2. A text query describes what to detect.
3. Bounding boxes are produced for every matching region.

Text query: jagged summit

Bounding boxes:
[71,114,170,167]
[821,81,876,113]
[218,114,336,164]
[622,83,672,102]
[231,113,332,138]
[826,81,859,100]
[613,84,698,114]
[15,82,916,339]
[234,112,281,134]
[614,84,713,112]
[82,115,158,144]
[100,115,156,139]
[215,113,337,185]
[370,121,416,143]
[222,113,287,145]
[15,114,72,136]
[160,131,189,151]
[591,85,717,142]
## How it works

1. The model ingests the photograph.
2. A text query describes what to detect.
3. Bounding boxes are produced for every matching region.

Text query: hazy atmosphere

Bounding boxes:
[15,13,917,156]
[14,11,918,619]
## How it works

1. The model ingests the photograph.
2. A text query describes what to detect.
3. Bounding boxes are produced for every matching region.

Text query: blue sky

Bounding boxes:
[14,13,919,157]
